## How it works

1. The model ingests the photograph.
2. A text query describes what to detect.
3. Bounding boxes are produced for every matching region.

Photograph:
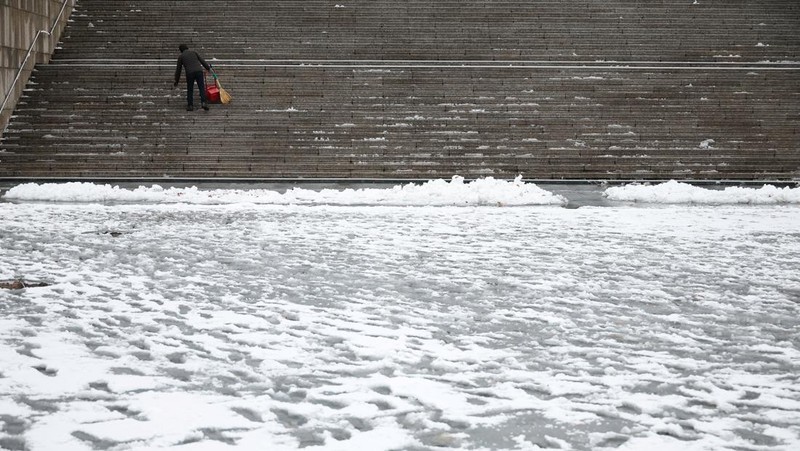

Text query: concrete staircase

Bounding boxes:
[2,0,799,181]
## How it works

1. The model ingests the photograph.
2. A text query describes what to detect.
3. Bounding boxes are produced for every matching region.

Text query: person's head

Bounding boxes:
[179,44,188,52]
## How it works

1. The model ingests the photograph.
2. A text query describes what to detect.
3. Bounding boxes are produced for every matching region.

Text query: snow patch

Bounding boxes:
[3,176,567,207]
[604,180,800,204]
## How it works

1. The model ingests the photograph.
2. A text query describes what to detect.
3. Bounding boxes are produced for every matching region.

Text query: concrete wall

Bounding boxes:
[1,0,74,134]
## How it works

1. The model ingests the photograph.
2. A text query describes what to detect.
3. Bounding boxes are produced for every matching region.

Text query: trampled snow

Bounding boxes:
[1,178,799,450]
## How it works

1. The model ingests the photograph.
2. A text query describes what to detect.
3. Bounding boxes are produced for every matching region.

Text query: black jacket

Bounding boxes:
[175,50,211,83]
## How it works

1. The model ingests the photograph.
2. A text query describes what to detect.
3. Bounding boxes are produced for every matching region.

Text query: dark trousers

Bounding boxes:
[186,71,207,106]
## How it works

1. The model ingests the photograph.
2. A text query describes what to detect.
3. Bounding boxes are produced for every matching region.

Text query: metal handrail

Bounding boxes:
[0,0,74,118]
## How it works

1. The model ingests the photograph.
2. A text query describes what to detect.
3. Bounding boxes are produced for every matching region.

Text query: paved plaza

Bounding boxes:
[1,181,799,450]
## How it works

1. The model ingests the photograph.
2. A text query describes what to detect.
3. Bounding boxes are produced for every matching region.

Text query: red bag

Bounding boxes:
[204,72,221,104]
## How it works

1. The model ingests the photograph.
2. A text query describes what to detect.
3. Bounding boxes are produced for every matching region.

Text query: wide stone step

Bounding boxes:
[51,0,799,63]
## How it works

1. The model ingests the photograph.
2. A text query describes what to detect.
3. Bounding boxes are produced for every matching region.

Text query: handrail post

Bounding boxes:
[1,0,75,137]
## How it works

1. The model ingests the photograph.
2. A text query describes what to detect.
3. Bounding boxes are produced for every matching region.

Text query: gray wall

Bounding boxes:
[1,0,74,134]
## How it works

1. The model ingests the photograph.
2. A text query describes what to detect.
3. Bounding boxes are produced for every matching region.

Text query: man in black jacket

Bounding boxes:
[174,44,212,111]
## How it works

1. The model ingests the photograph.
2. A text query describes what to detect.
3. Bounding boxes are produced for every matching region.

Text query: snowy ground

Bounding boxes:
[1,179,799,451]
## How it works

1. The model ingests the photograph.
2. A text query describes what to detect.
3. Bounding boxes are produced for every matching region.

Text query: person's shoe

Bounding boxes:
[186,105,194,111]
[201,102,209,111]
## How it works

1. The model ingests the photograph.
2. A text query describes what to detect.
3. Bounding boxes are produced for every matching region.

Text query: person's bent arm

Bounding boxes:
[198,53,212,72]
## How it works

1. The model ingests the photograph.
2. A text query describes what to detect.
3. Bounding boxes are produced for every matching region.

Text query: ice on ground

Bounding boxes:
[1,179,799,450]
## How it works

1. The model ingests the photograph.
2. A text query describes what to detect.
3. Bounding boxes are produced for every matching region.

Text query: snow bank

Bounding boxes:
[604,180,800,204]
[8,178,800,207]
[1,176,567,206]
